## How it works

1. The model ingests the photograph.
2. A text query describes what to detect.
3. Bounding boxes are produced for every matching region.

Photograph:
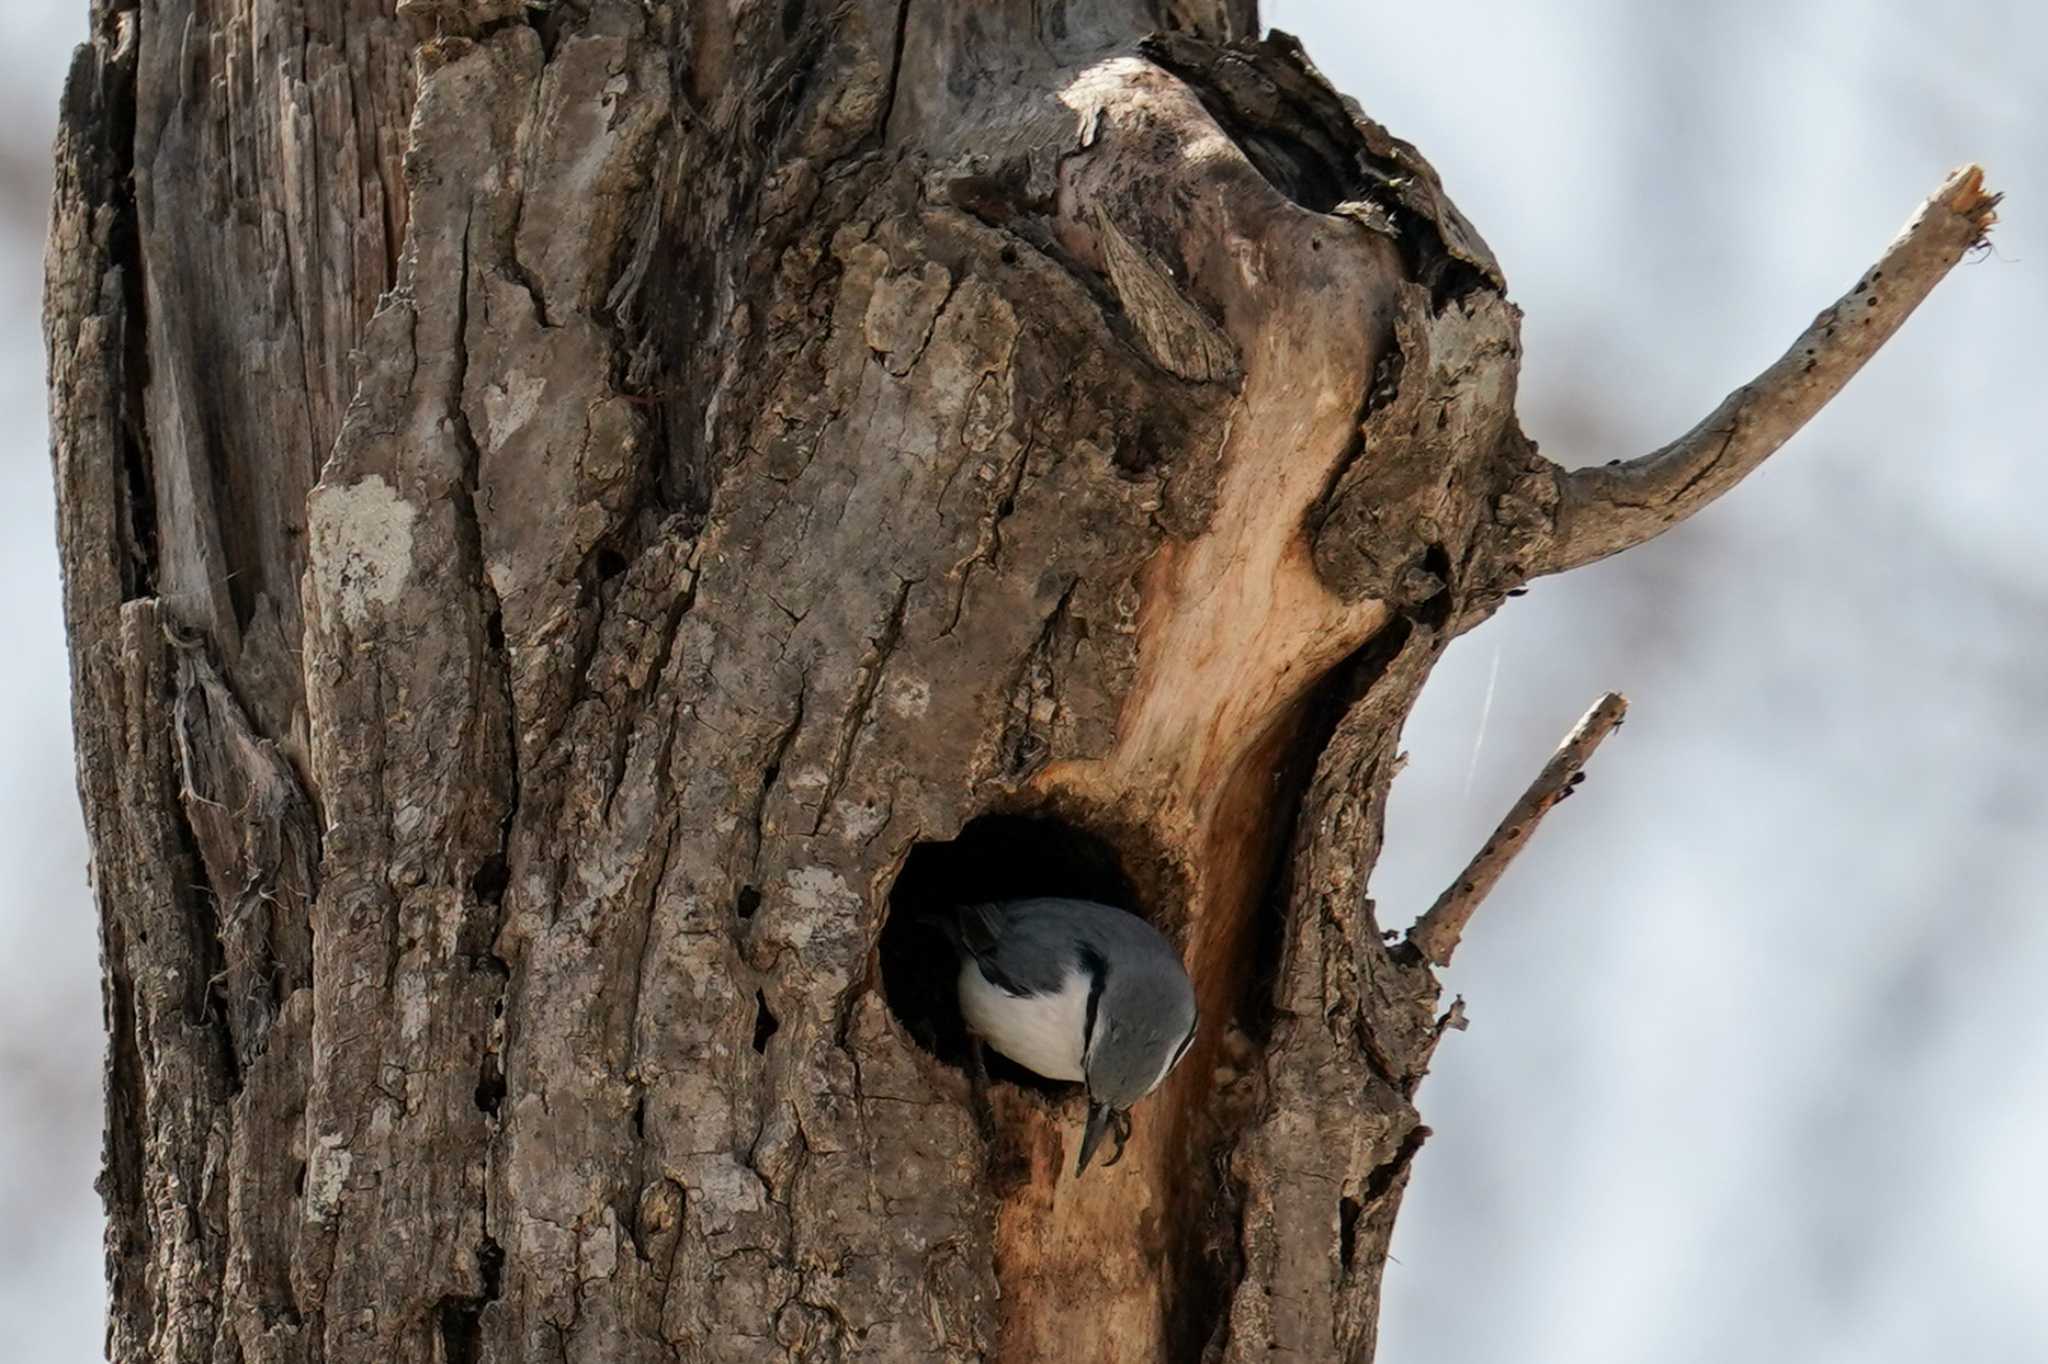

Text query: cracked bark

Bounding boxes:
[46,1,1987,1361]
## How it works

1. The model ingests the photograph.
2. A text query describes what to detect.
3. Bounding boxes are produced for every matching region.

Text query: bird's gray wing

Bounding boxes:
[957,900,1086,998]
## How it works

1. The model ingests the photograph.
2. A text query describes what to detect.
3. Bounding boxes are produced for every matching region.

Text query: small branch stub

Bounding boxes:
[1535,165,2001,575]
[1408,692,1630,968]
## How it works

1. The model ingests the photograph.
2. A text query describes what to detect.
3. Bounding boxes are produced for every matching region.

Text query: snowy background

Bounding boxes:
[5,2,2043,1360]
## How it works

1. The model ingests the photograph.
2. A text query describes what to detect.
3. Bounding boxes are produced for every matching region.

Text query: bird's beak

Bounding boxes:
[1076,1099,1116,1176]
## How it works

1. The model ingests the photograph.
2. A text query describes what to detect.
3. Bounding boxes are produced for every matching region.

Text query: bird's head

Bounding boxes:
[1076,971,1198,1174]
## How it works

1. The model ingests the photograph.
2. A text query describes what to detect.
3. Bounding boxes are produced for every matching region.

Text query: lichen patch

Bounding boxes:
[308,474,419,627]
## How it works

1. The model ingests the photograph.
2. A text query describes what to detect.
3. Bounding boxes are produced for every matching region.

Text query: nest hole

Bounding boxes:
[878,812,1142,1086]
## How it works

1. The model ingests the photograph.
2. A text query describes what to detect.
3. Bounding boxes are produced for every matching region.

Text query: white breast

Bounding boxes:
[958,958,1089,1082]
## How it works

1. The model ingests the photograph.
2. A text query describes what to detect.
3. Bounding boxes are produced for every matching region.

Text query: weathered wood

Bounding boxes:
[1408,692,1628,968]
[1531,166,1999,577]
[46,3,1987,1361]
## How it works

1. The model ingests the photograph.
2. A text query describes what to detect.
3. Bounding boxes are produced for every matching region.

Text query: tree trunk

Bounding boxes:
[45,2,1991,1361]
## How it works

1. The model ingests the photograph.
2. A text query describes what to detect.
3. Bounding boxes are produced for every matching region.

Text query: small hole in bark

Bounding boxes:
[878,812,1141,1078]
[484,607,505,653]
[475,1052,505,1116]
[1339,1197,1363,1269]
[471,854,509,905]
[999,244,1019,265]
[1114,422,1171,477]
[595,548,629,581]
[434,1239,504,1354]
[523,2,569,58]
[294,1162,307,1197]
[752,990,781,1053]
[1412,543,1454,631]
[438,1299,483,1364]
[736,885,761,920]
[479,1236,504,1300]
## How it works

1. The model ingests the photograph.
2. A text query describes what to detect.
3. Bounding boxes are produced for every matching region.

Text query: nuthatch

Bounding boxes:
[938,897,1198,1175]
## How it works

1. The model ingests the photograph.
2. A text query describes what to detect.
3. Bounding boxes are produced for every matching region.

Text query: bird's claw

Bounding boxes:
[1098,1109,1132,1168]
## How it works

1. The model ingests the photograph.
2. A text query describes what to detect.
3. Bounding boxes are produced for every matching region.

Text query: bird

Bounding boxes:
[936,897,1199,1176]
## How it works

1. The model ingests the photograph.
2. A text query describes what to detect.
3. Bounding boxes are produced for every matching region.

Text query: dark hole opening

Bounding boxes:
[474,1051,505,1116]
[878,812,1140,1085]
[1339,1196,1363,1270]
[470,853,509,906]
[478,1236,504,1300]
[1235,128,1347,214]
[735,885,761,921]
[594,547,630,581]
[752,990,781,1053]
[1412,543,1454,632]
[438,1298,483,1364]
[435,1236,502,1364]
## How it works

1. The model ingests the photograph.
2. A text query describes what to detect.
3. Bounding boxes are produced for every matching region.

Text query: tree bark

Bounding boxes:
[45,2,1991,1362]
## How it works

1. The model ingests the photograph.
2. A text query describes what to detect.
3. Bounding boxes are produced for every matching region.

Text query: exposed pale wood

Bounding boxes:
[1408,693,1629,969]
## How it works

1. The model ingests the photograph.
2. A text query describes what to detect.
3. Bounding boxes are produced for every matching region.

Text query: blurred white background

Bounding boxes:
[5,3,2042,1361]
[5,7,115,1364]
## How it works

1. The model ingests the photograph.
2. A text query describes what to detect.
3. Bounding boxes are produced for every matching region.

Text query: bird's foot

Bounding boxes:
[1098,1109,1132,1168]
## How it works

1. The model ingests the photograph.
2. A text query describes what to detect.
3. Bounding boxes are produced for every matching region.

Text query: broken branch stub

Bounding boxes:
[1408,692,1630,968]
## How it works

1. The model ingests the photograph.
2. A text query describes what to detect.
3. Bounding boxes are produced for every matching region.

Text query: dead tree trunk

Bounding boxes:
[45,1,1992,1360]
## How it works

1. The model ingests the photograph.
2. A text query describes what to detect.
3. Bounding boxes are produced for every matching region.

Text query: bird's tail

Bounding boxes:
[919,900,1004,956]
